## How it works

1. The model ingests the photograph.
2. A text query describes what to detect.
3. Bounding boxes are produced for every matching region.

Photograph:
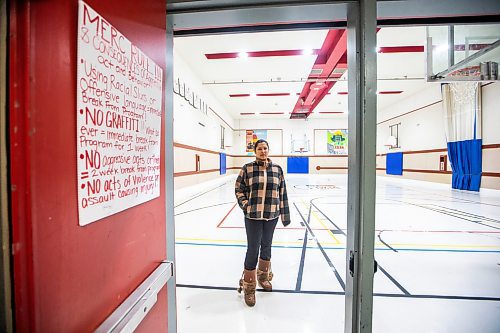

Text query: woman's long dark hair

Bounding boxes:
[253,139,269,152]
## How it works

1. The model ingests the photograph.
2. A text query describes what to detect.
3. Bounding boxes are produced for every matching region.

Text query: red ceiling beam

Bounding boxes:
[378,46,424,53]
[206,49,319,59]
[378,90,403,94]
[230,93,291,98]
[230,94,251,97]
[257,93,290,97]
[291,29,348,118]
[336,90,403,95]
[206,45,424,60]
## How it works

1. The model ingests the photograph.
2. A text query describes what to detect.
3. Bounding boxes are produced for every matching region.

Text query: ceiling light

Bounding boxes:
[310,81,326,91]
[302,49,313,56]
[435,44,449,53]
[238,52,249,59]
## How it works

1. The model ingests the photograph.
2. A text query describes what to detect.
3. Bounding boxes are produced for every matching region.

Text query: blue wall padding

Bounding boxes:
[386,152,403,175]
[287,157,309,173]
[220,153,226,175]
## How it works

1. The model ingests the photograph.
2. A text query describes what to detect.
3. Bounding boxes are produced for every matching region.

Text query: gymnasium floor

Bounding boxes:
[173,174,500,333]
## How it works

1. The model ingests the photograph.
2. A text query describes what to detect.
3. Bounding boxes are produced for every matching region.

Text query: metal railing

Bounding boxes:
[95,261,174,333]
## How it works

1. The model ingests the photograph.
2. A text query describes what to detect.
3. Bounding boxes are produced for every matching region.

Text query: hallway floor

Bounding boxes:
[174,174,500,333]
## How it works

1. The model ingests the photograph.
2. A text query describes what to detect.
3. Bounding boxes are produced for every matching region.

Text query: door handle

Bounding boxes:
[349,251,378,277]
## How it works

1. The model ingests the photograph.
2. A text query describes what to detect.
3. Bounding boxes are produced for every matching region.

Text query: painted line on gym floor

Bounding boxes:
[391,199,500,231]
[175,201,235,216]
[294,202,346,290]
[310,199,346,236]
[216,203,237,228]
[175,182,229,208]
[378,230,398,253]
[377,265,411,295]
[176,284,500,301]
[177,234,500,251]
[311,199,421,296]
[175,242,500,253]
[426,204,500,223]
[306,201,341,244]
[176,237,339,246]
[295,229,308,292]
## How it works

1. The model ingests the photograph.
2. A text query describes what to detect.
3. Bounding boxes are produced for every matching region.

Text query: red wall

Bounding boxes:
[9,0,168,331]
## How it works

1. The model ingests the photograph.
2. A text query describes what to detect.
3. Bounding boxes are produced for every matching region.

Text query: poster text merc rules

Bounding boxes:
[77,1,163,226]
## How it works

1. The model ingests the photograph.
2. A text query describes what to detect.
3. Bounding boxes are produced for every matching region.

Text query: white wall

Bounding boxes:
[172,49,500,190]
[375,82,500,189]
[377,84,444,153]
[233,117,348,155]
[173,51,234,152]
[482,83,500,145]
[173,51,236,189]
[232,129,283,155]
[377,82,500,153]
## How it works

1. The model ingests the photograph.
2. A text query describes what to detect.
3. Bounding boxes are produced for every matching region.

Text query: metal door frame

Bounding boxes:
[165,1,500,332]
[0,0,13,331]
[165,1,377,332]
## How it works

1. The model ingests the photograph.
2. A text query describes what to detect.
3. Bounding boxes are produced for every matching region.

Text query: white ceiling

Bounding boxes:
[174,26,430,119]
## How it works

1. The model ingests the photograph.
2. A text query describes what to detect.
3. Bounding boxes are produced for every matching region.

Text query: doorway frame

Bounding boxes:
[165,1,500,332]
[166,1,377,332]
[0,0,13,331]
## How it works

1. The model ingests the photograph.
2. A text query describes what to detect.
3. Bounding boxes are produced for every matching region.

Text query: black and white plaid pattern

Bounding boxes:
[235,159,291,226]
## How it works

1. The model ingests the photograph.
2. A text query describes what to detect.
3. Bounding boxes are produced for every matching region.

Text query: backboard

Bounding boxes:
[426,23,500,82]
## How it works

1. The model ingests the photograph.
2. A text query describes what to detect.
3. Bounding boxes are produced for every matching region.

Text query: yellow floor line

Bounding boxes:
[380,242,500,249]
[176,237,342,247]
[300,199,341,244]
[176,237,246,243]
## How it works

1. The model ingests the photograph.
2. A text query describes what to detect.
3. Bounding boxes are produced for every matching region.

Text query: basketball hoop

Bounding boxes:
[385,135,397,147]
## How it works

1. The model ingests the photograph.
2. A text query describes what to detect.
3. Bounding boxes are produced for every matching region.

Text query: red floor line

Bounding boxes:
[216,203,237,228]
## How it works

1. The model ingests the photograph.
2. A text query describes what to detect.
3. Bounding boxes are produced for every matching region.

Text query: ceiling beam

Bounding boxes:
[291,29,347,118]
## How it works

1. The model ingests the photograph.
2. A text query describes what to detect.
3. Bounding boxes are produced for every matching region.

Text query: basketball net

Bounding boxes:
[449,82,477,107]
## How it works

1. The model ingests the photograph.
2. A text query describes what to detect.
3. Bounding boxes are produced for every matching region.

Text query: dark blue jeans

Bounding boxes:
[244,217,279,270]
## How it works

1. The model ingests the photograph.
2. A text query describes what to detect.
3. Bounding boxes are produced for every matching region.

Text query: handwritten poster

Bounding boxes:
[77,1,163,226]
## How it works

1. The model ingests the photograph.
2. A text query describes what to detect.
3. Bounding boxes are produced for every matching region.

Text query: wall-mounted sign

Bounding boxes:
[77,1,163,226]
[245,129,268,154]
[173,77,210,115]
[327,130,348,155]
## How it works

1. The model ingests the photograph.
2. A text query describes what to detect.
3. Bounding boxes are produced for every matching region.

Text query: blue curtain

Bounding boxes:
[447,139,482,191]
[442,83,482,192]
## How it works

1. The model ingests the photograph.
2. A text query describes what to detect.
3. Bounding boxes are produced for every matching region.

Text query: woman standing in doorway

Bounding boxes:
[235,139,291,307]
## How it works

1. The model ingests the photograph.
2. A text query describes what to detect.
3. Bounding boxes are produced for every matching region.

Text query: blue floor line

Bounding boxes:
[175,242,500,253]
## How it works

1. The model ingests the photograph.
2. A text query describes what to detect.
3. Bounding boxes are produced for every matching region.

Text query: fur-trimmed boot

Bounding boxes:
[257,258,273,292]
[237,269,256,307]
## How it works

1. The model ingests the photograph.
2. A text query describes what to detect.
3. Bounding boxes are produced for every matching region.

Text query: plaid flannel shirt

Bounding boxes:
[235,158,291,226]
